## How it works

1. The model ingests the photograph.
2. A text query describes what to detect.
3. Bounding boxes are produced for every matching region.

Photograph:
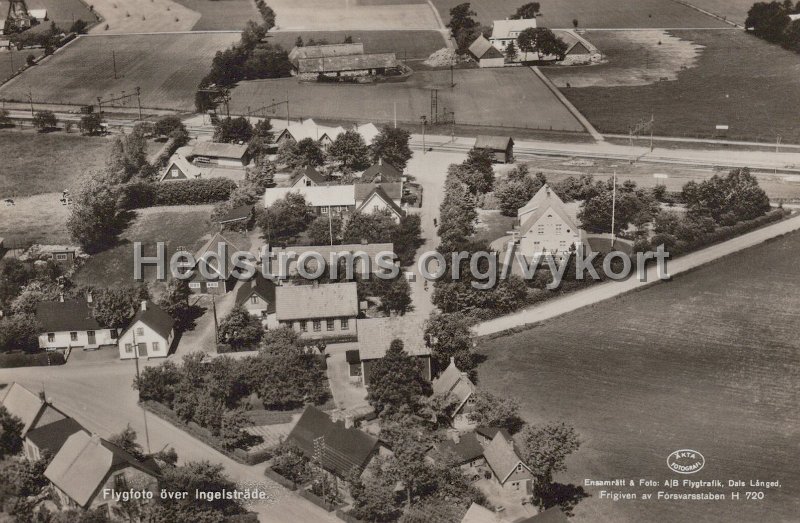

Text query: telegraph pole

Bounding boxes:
[27,90,34,117]
[112,50,117,80]
[420,116,427,154]
[610,171,617,247]
[136,87,142,121]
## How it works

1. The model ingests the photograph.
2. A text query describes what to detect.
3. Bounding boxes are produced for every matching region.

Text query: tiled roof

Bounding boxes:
[355,185,405,217]
[289,43,365,64]
[264,186,356,208]
[121,301,174,340]
[474,135,513,151]
[290,166,327,187]
[469,35,503,60]
[518,184,580,235]
[218,204,254,224]
[354,182,402,203]
[191,141,249,160]
[275,282,358,321]
[356,318,431,360]
[25,417,88,456]
[35,300,101,333]
[434,432,485,465]
[360,160,402,183]
[286,406,379,478]
[491,18,538,39]
[45,432,159,508]
[297,53,398,74]
[432,360,476,410]
[235,272,277,313]
[483,432,528,484]
[0,383,47,435]
[476,426,511,441]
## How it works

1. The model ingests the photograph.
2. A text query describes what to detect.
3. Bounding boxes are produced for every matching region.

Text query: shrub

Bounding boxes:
[0,351,65,368]
[133,178,238,206]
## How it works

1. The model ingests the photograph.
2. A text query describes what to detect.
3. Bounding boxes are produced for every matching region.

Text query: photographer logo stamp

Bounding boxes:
[667,449,705,474]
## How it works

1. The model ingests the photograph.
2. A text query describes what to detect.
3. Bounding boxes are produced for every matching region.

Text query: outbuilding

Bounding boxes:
[468,34,505,68]
[474,135,514,163]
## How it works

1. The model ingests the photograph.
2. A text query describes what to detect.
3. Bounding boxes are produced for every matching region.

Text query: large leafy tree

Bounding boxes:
[517,27,569,60]
[218,305,264,350]
[366,340,432,416]
[0,406,24,458]
[681,168,770,225]
[348,458,403,521]
[447,3,480,53]
[0,259,33,310]
[153,115,186,138]
[577,179,657,234]
[306,214,343,246]
[92,285,150,329]
[108,424,145,461]
[342,209,399,245]
[67,171,121,253]
[512,2,541,19]
[328,129,371,172]
[494,165,545,216]
[152,461,249,521]
[258,192,316,243]
[520,422,581,499]
[158,279,194,332]
[467,390,525,433]
[437,174,477,252]
[276,138,325,169]
[746,1,791,43]
[214,116,254,144]
[424,312,475,375]
[370,126,413,170]
[0,314,40,353]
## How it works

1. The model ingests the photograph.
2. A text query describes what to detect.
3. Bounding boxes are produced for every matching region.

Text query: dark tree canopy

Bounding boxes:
[371,126,413,169]
[512,2,541,19]
[366,340,432,416]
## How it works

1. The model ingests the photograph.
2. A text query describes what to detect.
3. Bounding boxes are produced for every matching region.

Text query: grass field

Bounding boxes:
[0,33,240,111]
[265,30,446,60]
[432,0,728,29]
[545,30,800,144]
[230,67,585,132]
[72,206,216,290]
[684,0,754,25]
[172,0,261,31]
[0,49,45,83]
[87,0,200,33]
[268,0,440,31]
[477,231,800,522]
[25,0,98,32]
[0,128,113,197]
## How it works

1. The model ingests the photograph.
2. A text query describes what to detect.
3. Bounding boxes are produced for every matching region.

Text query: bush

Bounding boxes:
[119,178,237,208]
[0,351,65,368]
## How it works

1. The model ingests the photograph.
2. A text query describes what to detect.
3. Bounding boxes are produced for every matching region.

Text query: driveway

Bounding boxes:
[325,342,369,413]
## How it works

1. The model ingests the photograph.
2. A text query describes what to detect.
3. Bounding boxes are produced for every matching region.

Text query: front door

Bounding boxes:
[138,342,147,356]
[87,331,96,345]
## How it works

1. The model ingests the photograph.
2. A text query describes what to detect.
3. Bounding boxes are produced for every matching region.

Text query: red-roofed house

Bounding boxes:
[117,301,175,360]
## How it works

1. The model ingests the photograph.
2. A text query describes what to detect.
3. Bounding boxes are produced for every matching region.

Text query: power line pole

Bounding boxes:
[610,171,617,248]
[27,90,34,117]
[112,50,117,80]
[313,436,326,503]
[420,116,426,155]
[135,87,142,121]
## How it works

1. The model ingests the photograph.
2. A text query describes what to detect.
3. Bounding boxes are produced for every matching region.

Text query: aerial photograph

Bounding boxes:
[0,0,798,522]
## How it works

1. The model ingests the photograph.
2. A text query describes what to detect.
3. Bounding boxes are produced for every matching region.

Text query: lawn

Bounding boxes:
[230,67,585,132]
[0,48,45,83]
[431,0,728,29]
[0,33,240,111]
[477,231,800,522]
[0,128,113,197]
[265,30,447,60]
[172,0,261,31]
[545,30,800,144]
[72,206,217,290]
[267,0,440,31]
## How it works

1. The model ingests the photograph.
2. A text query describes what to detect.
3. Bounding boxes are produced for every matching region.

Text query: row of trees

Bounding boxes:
[746,1,800,52]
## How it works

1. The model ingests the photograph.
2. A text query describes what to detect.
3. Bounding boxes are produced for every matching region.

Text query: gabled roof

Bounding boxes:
[462,502,501,523]
[289,43,365,65]
[35,300,102,333]
[491,18,538,39]
[432,360,476,412]
[0,382,49,435]
[432,432,485,466]
[469,35,504,60]
[356,318,431,360]
[193,232,249,279]
[121,301,174,340]
[355,185,405,218]
[26,417,88,457]
[275,282,359,321]
[217,204,254,224]
[566,41,590,55]
[45,432,160,508]
[191,141,249,160]
[360,160,402,183]
[354,182,402,203]
[518,184,580,235]
[286,406,380,478]
[290,166,327,187]
[483,432,530,484]
[476,426,511,441]
[297,53,398,74]
[474,135,513,151]
[269,243,395,277]
[355,123,381,144]
[235,272,277,313]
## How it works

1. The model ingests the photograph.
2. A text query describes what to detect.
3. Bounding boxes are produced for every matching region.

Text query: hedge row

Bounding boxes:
[264,466,298,491]
[0,351,66,368]
[119,178,237,209]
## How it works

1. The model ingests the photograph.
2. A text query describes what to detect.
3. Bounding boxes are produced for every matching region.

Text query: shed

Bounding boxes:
[474,135,514,163]
[468,35,505,68]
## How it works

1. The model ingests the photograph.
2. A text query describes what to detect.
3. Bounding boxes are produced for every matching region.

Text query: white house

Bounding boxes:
[158,147,247,184]
[432,358,477,430]
[489,18,538,57]
[117,301,175,360]
[275,282,360,341]
[264,182,405,222]
[35,296,117,351]
[516,184,583,258]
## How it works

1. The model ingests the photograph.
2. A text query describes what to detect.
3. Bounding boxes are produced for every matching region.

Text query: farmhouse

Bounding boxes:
[288,43,365,69]
[354,183,405,222]
[234,271,277,321]
[267,242,395,279]
[489,18,537,54]
[117,300,175,360]
[515,184,583,258]
[190,141,251,167]
[469,34,506,68]
[432,358,477,430]
[275,119,344,150]
[188,231,249,294]
[25,416,88,462]
[35,296,117,350]
[275,282,359,341]
[159,147,247,184]
[483,431,534,493]
[291,43,400,81]
[348,317,432,385]
[474,135,514,163]
[45,432,160,514]
[285,405,391,492]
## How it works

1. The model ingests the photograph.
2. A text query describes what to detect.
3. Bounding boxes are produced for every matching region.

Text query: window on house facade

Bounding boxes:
[326,319,335,331]
[152,342,160,352]
[125,344,133,354]
[207,282,219,288]
[321,206,329,214]
[250,295,259,304]
[136,327,144,336]
[70,332,78,342]
[110,329,118,339]
[300,321,307,332]
[517,463,523,472]
[113,473,127,491]
[313,320,321,332]
[55,253,68,261]
[189,282,201,289]
[537,225,544,235]
[555,224,562,234]
[47,333,55,342]
[341,318,349,330]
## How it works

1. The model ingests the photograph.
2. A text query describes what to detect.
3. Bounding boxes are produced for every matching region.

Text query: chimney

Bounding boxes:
[140,300,147,311]
[58,293,64,303]
[344,415,355,429]
[361,238,368,245]
[451,430,460,444]
[378,157,383,166]
[450,356,456,366]
[86,291,93,303]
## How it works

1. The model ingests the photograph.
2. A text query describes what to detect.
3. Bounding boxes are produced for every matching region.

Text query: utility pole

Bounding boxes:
[27,90,34,117]
[775,134,782,175]
[212,294,219,350]
[313,436,326,503]
[450,61,454,88]
[393,101,397,129]
[610,171,617,247]
[650,114,654,152]
[131,327,151,454]
[112,50,117,80]
[328,206,333,246]
[420,116,427,154]
[135,87,142,121]
[9,49,13,74]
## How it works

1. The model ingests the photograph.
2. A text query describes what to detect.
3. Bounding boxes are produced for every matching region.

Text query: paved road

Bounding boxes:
[474,213,800,337]
[0,361,338,522]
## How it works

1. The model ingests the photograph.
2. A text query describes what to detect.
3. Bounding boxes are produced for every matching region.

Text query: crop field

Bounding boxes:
[268,0,441,31]
[545,30,800,144]
[26,0,98,31]
[265,30,446,60]
[88,0,200,33]
[432,0,728,29]
[172,0,261,30]
[0,49,45,83]
[230,67,585,132]
[685,0,755,25]
[477,231,800,522]
[0,33,240,111]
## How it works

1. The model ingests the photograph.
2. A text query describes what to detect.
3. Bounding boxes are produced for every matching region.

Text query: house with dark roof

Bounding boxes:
[289,166,327,188]
[158,147,248,184]
[427,431,486,470]
[285,406,390,491]
[275,282,360,341]
[25,417,88,462]
[360,159,403,184]
[215,204,255,230]
[518,507,570,523]
[263,181,404,222]
[432,359,477,429]
[515,184,583,259]
[190,141,251,167]
[461,502,503,523]
[235,271,277,321]
[268,243,395,280]
[294,52,400,81]
[483,432,533,494]
[188,232,250,294]
[474,135,514,163]
[289,43,365,69]
[475,426,511,446]
[45,432,160,514]
[469,34,505,68]
[354,183,405,223]
[35,295,117,351]
[117,301,175,360]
